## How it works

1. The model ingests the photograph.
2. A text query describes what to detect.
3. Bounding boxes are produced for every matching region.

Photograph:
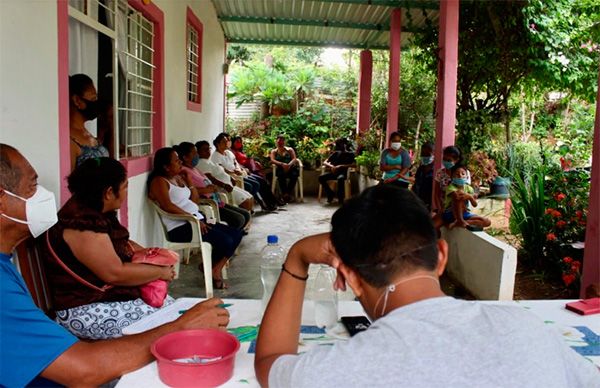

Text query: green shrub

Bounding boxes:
[510,166,547,268]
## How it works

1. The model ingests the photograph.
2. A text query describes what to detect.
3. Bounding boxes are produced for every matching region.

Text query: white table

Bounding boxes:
[116,299,600,387]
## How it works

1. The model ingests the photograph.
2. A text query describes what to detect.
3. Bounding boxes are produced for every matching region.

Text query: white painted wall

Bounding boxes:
[442,227,518,300]
[156,0,225,147]
[127,0,225,244]
[0,1,226,247]
[0,0,61,198]
[127,173,164,247]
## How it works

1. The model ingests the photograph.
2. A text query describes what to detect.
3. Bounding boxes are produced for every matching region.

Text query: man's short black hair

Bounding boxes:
[213,133,228,147]
[421,142,434,152]
[330,185,438,288]
[0,144,21,192]
[195,140,209,149]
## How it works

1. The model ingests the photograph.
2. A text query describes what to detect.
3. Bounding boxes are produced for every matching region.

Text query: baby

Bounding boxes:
[443,164,491,229]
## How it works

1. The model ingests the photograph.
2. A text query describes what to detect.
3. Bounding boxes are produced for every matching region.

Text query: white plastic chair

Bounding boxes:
[317,166,356,202]
[197,198,220,225]
[271,159,304,202]
[149,201,216,298]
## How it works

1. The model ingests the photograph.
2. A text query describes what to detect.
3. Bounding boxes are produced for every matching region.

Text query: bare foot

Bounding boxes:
[212,278,228,289]
[450,220,468,229]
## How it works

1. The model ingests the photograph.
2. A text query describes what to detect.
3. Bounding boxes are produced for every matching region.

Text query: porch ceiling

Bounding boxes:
[211,0,440,50]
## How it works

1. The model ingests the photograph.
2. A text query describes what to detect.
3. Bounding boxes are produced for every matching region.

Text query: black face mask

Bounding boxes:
[78,97,99,121]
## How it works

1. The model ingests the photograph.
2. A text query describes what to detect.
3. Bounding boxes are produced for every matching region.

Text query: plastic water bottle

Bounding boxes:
[312,265,339,329]
[260,235,286,310]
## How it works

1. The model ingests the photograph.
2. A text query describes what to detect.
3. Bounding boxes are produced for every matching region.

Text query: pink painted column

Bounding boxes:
[357,50,373,134]
[431,0,459,206]
[386,9,402,143]
[580,68,600,298]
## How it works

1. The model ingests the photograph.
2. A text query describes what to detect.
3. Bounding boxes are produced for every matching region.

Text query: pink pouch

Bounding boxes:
[140,279,169,308]
[131,248,179,266]
[131,248,179,308]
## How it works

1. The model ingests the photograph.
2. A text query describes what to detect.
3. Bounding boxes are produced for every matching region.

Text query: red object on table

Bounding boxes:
[151,329,240,387]
[565,298,600,315]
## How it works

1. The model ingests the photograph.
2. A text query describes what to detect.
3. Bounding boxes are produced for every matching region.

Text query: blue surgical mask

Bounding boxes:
[443,160,455,169]
[452,178,467,186]
[421,156,434,165]
[191,156,200,167]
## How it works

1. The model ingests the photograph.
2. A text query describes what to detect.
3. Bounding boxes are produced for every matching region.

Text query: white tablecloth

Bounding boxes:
[116,298,600,387]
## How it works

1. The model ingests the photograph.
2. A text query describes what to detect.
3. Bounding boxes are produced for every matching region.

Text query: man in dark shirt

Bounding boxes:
[319,138,356,203]
[412,142,435,211]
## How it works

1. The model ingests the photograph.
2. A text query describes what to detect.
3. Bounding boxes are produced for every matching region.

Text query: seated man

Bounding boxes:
[255,185,598,387]
[269,134,300,203]
[0,144,229,386]
[195,140,254,212]
[318,138,355,204]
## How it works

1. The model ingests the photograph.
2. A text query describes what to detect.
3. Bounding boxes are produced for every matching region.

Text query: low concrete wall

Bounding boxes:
[442,227,517,300]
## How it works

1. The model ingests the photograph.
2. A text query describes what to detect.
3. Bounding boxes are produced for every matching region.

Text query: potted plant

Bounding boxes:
[466,151,498,193]
[355,150,381,191]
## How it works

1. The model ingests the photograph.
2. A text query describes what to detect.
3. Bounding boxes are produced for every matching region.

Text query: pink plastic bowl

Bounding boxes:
[151,329,240,387]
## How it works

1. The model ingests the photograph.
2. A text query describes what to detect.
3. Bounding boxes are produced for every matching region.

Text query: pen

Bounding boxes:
[178,303,233,314]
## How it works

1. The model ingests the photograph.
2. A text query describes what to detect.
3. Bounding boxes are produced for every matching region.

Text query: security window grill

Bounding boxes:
[187,23,201,105]
[117,1,155,158]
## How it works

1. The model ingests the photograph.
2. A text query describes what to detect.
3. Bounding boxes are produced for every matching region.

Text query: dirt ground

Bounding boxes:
[483,207,578,300]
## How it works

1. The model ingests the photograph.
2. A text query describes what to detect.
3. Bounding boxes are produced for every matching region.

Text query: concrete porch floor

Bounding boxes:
[169,196,471,300]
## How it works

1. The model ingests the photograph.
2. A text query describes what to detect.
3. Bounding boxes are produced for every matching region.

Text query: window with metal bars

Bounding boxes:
[117,0,155,158]
[186,7,203,112]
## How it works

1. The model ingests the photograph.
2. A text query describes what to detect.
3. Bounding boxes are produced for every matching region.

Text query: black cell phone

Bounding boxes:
[340,316,371,337]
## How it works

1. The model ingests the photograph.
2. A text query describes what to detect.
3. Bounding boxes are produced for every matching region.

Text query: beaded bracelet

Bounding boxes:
[281,264,309,281]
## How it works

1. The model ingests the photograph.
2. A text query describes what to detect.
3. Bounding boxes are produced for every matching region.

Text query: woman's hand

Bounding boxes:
[176,298,230,330]
[158,266,176,281]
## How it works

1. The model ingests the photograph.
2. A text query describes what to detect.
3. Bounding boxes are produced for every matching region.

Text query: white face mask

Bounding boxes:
[1,185,58,238]
[390,142,402,151]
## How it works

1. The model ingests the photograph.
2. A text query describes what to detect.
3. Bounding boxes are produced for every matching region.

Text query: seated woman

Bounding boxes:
[379,131,412,189]
[269,134,300,203]
[69,74,109,170]
[175,141,251,231]
[231,135,264,175]
[45,157,175,340]
[148,147,243,290]
[195,140,254,212]
[432,145,471,229]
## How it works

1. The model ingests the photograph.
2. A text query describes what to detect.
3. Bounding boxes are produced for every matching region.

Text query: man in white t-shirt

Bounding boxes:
[195,140,254,211]
[254,185,599,387]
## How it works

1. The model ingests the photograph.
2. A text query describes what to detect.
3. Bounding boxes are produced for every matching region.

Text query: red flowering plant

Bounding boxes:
[559,257,582,288]
[542,162,590,287]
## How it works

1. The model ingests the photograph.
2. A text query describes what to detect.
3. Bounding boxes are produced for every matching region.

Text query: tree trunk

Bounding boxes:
[521,87,526,139]
[503,95,511,144]
[414,118,422,153]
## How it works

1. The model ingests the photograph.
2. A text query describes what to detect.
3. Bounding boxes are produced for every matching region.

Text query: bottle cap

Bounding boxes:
[267,235,278,244]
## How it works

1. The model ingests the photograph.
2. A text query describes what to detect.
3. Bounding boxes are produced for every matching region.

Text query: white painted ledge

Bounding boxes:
[442,227,517,300]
